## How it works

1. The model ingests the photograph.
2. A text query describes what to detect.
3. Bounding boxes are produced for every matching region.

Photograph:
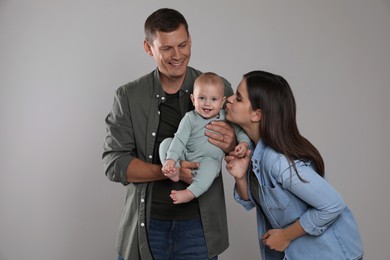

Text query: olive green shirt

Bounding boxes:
[102,67,233,260]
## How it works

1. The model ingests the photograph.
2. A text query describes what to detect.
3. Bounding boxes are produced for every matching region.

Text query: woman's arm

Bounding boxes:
[277,161,345,236]
[225,150,252,200]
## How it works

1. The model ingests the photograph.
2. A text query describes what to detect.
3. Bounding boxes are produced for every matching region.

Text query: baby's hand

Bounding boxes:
[162,159,180,182]
[235,142,249,158]
[162,159,176,175]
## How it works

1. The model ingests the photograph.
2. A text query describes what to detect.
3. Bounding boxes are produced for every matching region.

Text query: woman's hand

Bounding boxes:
[225,149,251,180]
[205,121,236,153]
[262,220,306,252]
[225,149,251,200]
[262,229,291,252]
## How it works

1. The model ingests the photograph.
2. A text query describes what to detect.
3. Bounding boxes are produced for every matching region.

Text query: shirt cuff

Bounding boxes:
[114,155,133,186]
[233,186,255,211]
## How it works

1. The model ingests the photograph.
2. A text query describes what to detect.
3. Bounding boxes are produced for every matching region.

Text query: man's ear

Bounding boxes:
[251,109,262,122]
[144,40,153,56]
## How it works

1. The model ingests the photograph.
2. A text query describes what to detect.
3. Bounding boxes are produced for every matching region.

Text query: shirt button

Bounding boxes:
[141,199,145,203]
[141,223,145,227]
[161,97,165,101]
[148,155,152,159]
[152,132,156,136]
[158,111,160,115]
[156,94,160,98]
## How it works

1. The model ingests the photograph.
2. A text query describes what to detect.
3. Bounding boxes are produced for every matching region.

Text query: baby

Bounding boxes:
[159,72,250,204]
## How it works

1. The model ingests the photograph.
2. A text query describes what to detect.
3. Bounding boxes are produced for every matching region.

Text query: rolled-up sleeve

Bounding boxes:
[233,185,255,211]
[102,86,135,186]
[275,160,345,236]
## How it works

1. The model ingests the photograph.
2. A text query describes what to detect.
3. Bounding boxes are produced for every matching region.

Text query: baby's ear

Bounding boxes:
[221,96,227,108]
[190,94,195,104]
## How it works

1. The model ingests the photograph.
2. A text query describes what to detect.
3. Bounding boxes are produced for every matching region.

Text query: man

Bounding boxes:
[103,8,236,260]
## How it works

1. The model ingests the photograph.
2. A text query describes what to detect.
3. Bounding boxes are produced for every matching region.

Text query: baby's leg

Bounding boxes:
[159,138,173,164]
[170,189,195,204]
[187,159,221,198]
[159,138,180,182]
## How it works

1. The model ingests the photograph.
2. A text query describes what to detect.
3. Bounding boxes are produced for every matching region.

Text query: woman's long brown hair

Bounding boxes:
[244,70,325,177]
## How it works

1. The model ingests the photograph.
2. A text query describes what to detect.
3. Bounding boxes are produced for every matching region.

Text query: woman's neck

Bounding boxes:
[242,124,260,144]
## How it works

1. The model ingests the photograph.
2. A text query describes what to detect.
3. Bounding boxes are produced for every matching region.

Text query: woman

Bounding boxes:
[225,70,363,260]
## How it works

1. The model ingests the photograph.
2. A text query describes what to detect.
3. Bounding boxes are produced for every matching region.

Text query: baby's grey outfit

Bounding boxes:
[159,110,250,198]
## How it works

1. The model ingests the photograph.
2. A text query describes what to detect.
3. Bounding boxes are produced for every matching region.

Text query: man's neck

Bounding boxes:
[160,73,186,94]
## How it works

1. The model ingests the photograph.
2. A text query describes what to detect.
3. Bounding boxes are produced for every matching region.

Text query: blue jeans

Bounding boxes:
[149,218,217,260]
[117,218,218,260]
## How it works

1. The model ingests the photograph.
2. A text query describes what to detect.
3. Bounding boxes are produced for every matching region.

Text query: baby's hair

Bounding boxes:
[194,72,224,91]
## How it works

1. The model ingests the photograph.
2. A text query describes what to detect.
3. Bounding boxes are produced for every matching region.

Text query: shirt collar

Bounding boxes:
[152,67,193,98]
[252,139,266,162]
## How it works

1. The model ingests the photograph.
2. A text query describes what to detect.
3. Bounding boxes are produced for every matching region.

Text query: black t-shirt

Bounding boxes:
[151,91,200,220]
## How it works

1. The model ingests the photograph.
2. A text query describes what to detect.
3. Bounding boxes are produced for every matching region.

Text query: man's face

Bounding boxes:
[144,24,191,81]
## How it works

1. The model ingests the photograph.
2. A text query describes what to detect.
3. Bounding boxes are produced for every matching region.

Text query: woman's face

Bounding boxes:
[226,78,253,128]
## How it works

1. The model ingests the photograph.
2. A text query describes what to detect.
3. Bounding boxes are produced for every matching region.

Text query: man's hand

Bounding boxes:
[205,121,236,153]
[179,160,199,184]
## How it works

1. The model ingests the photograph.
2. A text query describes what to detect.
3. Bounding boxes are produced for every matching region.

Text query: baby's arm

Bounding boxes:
[234,142,249,158]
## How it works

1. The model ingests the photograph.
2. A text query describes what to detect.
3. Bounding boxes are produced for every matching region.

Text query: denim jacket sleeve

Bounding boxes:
[273,159,346,236]
[233,184,255,211]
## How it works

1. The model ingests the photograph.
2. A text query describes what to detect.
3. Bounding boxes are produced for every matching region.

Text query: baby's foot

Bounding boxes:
[170,189,196,204]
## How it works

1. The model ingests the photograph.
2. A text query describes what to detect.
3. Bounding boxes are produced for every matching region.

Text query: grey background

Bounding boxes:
[1,0,389,259]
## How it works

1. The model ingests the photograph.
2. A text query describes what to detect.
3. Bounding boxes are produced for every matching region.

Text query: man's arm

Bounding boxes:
[125,158,166,183]
[126,158,199,184]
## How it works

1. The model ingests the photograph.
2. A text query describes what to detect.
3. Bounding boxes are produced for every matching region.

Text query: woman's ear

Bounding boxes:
[251,109,262,122]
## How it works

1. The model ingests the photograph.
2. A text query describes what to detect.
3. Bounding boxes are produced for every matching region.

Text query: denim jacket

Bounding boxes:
[234,140,364,260]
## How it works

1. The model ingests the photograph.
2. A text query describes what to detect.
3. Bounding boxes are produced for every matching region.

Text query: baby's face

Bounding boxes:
[191,83,226,119]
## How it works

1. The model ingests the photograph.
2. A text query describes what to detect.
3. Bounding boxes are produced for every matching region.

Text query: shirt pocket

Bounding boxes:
[261,184,291,210]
